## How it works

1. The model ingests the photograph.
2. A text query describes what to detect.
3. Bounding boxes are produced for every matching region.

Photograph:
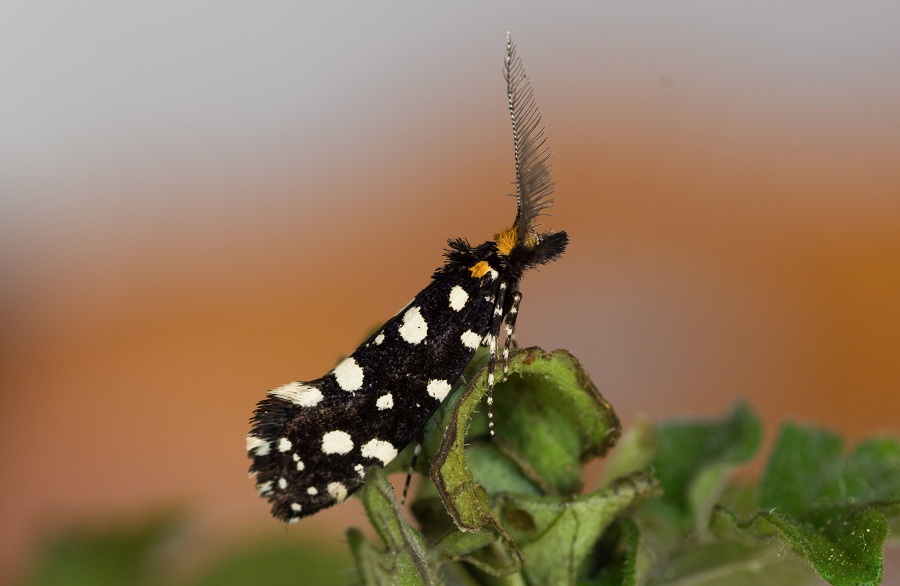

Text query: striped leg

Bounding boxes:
[400,441,422,506]
[502,291,522,382]
[486,281,509,436]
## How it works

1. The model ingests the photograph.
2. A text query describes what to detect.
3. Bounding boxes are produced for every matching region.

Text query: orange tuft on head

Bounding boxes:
[493,227,518,257]
[468,261,491,278]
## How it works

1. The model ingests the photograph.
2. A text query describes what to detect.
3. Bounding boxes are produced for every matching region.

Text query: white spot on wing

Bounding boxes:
[291,503,303,512]
[278,437,292,452]
[292,453,305,471]
[354,464,366,478]
[246,435,270,456]
[460,330,481,350]
[361,439,398,465]
[327,482,349,502]
[489,269,499,280]
[398,306,428,344]
[321,430,354,454]
[449,285,469,311]
[257,481,273,495]
[307,487,318,495]
[427,379,452,402]
[374,333,385,345]
[278,477,288,489]
[376,393,394,410]
[334,357,364,392]
[269,382,323,407]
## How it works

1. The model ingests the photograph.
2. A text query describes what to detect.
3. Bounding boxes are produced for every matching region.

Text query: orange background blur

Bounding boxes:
[2,3,898,582]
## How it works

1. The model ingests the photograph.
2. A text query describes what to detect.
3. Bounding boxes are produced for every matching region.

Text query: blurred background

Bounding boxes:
[2,2,898,583]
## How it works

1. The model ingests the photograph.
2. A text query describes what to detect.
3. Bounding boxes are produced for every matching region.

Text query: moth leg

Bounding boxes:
[486,281,509,436]
[502,291,523,382]
[401,440,423,506]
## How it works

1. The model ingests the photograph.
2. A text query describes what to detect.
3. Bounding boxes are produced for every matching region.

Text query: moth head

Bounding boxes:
[494,225,568,270]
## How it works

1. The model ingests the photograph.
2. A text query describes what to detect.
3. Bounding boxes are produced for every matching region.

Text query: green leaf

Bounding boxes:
[582,517,650,586]
[428,364,502,532]
[649,403,762,534]
[761,427,900,512]
[430,348,620,533]
[410,475,460,542]
[347,529,390,586]
[601,417,657,487]
[759,425,844,515]
[410,465,524,578]
[351,466,439,585]
[647,522,818,586]
[466,443,542,497]
[723,425,900,586]
[497,471,659,586]
[355,349,900,586]
[750,507,890,586]
[489,348,621,495]
[430,528,524,579]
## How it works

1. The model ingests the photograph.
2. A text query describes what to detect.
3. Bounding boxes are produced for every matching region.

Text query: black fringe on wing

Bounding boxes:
[504,32,556,239]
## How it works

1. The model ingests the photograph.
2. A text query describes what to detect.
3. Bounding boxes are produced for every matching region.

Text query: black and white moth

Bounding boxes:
[247,34,568,522]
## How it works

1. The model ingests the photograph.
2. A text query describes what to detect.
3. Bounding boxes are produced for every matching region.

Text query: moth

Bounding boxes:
[247,34,568,522]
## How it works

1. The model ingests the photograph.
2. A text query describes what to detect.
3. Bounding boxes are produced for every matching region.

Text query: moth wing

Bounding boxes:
[248,275,495,521]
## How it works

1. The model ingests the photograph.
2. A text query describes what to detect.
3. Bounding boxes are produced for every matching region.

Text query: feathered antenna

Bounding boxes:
[505,32,555,240]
